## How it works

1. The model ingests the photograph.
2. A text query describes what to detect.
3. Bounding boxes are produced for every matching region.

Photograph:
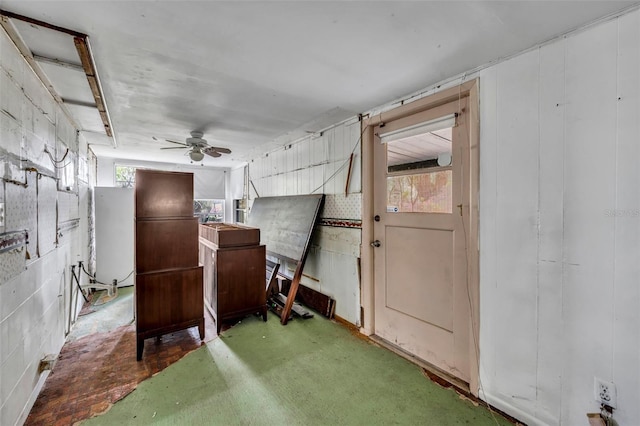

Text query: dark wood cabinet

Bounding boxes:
[135,170,204,360]
[199,224,267,333]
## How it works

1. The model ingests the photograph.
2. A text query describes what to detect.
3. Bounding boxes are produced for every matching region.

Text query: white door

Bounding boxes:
[373,99,471,382]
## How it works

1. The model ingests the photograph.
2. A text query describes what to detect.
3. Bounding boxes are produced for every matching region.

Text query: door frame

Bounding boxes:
[360,79,480,395]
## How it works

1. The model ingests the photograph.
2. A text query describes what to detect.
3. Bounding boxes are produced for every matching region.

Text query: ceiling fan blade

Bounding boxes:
[203,148,221,158]
[209,146,231,154]
[165,139,186,146]
[160,146,189,150]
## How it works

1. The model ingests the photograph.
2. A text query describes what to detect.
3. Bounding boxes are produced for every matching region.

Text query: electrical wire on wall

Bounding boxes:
[43,145,71,169]
[310,118,365,194]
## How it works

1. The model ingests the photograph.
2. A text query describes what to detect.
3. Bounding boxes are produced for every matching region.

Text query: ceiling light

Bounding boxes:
[189,148,204,162]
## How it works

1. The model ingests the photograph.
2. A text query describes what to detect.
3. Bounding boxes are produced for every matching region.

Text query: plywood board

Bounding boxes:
[247,194,324,262]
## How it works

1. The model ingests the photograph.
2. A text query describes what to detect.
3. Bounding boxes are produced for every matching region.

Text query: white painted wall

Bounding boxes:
[97,157,230,222]
[96,157,227,197]
[477,9,640,426]
[0,28,90,426]
[229,166,245,200]
[242,8,640,425]
[245,118,363,324]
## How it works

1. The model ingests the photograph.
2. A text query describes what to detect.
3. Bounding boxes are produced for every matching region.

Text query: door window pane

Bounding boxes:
[384,125,452,213]
[386,171,452,213]
[386,127,452,173]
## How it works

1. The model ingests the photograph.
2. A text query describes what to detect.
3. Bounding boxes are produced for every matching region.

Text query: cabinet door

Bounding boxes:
[136,218,199,273]
[216,246,266,315]
[135,170,194,218]
[136,267,203,332]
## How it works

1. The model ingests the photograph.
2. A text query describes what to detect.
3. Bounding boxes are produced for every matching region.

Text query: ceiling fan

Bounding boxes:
[160,131,232,162]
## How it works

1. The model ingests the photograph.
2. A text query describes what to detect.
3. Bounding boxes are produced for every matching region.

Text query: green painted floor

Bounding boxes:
[82,313,510,426]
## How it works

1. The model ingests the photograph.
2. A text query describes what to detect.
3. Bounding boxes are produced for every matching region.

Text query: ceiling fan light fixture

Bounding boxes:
[189,148,205,162]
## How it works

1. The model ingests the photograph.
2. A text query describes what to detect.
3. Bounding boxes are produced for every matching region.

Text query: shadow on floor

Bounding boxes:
[81,314,514,426]
[26,292,514,426]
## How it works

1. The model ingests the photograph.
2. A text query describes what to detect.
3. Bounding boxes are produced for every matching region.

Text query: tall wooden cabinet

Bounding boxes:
[199,223,267,333]
[135,170,204,360]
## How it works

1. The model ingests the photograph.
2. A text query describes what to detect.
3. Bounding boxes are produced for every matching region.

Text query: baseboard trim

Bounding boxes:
[481,391,546,426]
[369,335,470,393]
[17,370,50,426]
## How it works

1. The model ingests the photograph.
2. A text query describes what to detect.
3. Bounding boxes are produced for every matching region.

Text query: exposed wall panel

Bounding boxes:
[478,64,498,400]
[5,173,38,259]
[57,191,79,223]
[612,10,640,424]
[535,39,565,425]
[37,175,57,257]
[0,70,22,124]
[493,48,540,406]
[0,27,87,426]
[0,111,22,154]
[562,19,618,424]
[477,10,640,426]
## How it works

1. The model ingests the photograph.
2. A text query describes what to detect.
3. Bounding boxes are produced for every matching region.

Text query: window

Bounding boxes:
[194,199,224,223]
[383,123,453,214]
[234,199,246,223]
[115,165,136,188]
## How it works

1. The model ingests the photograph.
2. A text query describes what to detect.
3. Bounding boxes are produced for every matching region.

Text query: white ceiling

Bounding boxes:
[1,1,638,168]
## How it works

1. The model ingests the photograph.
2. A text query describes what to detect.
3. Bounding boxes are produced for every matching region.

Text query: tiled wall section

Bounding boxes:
[0,28,89,426]
[246,119,363,325]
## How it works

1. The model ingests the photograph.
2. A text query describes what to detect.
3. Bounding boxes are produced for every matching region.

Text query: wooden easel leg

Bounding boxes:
[281,261,303,325]
[261,305,268,322]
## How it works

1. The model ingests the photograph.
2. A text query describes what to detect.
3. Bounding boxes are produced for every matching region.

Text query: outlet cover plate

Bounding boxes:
[594,377,617,408]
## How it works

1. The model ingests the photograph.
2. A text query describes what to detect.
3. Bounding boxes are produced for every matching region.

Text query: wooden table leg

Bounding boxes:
[198,318,205,340]
[136,336,144,361]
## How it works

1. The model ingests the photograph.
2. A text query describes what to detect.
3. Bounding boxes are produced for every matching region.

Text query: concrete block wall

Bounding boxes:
[0,27,90,426]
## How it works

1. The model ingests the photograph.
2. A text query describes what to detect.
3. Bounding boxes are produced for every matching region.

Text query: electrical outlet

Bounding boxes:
[594,377,617,408]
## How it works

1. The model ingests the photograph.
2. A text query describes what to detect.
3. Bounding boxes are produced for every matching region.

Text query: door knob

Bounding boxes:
[371,240,381,248]
[374,215,380,222]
